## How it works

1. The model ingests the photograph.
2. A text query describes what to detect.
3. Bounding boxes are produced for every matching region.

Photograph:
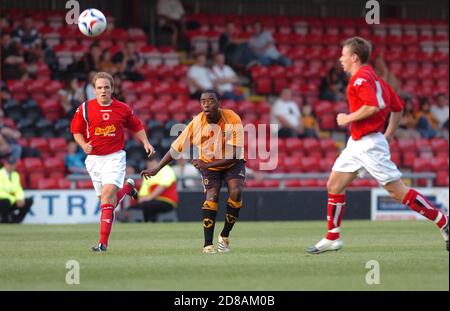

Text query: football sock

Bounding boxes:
[326,193,346,240]
[403,189,448,229]
[202,201,218,247]
[116,183,132,206]
[221,198,242,238]
[99,203,114,246]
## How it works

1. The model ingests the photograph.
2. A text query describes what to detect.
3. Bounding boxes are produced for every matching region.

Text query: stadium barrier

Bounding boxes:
[22,187,448,224]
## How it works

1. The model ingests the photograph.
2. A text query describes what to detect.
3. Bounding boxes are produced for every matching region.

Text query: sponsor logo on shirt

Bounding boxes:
[354,78,366,86]
[94,125,116,136]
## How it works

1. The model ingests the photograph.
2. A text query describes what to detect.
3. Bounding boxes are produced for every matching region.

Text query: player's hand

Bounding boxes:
[192,159,209,170]
[140,166,160,179]
[83,142,93,154]
[337,113,349,127]
[144,143,156,158]
[16,200,25,208]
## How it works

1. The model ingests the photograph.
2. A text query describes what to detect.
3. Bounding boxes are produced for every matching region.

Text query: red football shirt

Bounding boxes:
[346,65,404,140]
[70,98,144,155]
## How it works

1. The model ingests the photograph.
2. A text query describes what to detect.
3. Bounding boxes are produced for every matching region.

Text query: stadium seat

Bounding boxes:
[76,180,93,189]
[28,172,46,189]
[44,157,66,174]
[36,178,58,190]
[56,178,72,189]
[28,138,49,154]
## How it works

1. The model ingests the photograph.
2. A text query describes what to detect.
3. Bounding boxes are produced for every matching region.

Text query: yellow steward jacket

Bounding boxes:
[0,168,25,205]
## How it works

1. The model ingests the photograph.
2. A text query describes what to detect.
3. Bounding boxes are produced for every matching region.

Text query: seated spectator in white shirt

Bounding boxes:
[431,93,449,129]
[271,88,304,138]
[172,158,201,189]
[187,53,214,99]
[210,53,244,101]
[249,22,291,67]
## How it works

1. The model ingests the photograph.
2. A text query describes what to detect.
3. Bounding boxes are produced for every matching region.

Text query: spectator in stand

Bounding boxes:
[113,73,126,102]
[416,97,438,139]
[172,157,201,189]
[59,77,86,118]
[219,21,255,67]
[84,71,96,100]
[156,0,186,48]
[1,32,26,80]
[128,157,178,222]
[75,43,102,79]
[0,156,33,223]
[99,48,119,75]
[12,15,41,49]
[210,53,244,101]
[0,111,22,161]
[395,98,422,139]
[64,140,87,174]
[248,22,291,67]
[431,93,449,131]
[373,56,401,92]
[319,63,348,102]
[271,88,304,138]
[112,40,144,81]
[301,104,321,138]
[187,53,214,99]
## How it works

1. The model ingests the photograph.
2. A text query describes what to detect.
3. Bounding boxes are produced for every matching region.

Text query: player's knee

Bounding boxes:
[228,188,242,202]
[326,179,340,194]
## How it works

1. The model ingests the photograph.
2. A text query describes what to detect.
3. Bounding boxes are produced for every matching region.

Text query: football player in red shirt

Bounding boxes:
[307,37,448,253]
[71,72,155,252]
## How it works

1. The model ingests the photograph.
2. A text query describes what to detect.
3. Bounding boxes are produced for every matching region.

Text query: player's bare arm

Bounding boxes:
[337,105,379,126]
[134,129,155,157]
[384,110,403,141]
[140,148,175,179]
[73,133,92,154]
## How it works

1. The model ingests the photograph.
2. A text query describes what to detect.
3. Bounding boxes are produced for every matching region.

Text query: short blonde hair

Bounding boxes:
[92,72,114,89]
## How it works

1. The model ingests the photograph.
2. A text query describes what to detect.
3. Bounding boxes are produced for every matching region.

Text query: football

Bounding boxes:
[78,8,107,37]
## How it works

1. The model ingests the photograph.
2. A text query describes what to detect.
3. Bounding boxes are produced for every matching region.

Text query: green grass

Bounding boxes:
[0,221,447,290]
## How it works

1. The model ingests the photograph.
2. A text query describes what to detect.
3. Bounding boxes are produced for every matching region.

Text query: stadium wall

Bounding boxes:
[22,189,372,223]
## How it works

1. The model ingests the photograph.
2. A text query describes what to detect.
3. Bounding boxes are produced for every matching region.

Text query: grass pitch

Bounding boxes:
[0,221,447,291]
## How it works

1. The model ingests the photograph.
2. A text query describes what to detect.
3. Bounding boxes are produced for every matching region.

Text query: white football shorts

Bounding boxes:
[332,132,402,186]
[85,150,126,196]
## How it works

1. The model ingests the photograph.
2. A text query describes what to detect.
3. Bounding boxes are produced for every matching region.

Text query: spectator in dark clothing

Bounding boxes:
[1,33,26,80]
[219,21,255,67]
[319,63,348,102]
[112,41,144,81]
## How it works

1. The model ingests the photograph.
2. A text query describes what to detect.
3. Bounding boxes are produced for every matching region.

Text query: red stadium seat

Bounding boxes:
[36,178,58,190]
[254,78,272,95]
[285,138,303,153]
[397,139,417,153]
[44,157,66,174]
[430,138,449,153]
[283,157,302,172]
[23,158,45,173]
[76,180,93,189]
[28,172,46,189]
[412,158,432,172]
[302,138,321,155]
[435,171,449,187]
[56,178,72,189]
[301,157,321,172]
[285,180,302,188]
[402,152,416,168]
[48,137,67,152]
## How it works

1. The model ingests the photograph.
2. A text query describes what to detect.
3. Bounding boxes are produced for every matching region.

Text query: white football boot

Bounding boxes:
[306,238,343,254]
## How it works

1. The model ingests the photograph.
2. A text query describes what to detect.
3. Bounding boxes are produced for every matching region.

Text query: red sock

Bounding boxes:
[403,189,447,229]
[99,204,114,246]
[326,193,346,240]
[116,184,130,206]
